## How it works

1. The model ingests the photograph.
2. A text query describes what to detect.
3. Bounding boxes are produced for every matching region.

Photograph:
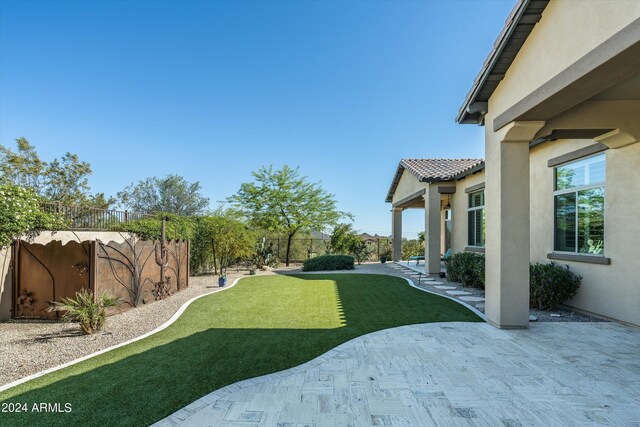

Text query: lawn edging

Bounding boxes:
[401,276,487,320]
[0,277,243,393]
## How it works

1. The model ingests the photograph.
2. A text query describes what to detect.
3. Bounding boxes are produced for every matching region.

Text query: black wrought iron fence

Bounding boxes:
[40,202,152,230]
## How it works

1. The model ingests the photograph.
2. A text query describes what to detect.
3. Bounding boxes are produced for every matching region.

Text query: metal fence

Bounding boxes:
[264,237,392,262]
[40,202,151,230]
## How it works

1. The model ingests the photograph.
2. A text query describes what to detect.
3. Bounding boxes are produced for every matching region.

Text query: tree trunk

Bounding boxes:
[212,239,218,275]
[285,234,294,266]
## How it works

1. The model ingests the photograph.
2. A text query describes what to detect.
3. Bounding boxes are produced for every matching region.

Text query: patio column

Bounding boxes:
[423,184,441,274]
[391,207,402,261]
[485,121,545,329]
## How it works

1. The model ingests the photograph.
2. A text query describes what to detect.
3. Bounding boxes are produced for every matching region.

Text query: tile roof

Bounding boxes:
[385,158,485,203]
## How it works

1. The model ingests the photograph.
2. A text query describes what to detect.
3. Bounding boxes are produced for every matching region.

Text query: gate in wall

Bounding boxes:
[12,238,189,319]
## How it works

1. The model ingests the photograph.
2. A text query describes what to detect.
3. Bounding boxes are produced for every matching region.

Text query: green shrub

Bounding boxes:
[350,240,371,265]
[47,289,121,334]
[529,262,581,310]
[445,252,485,289]
[401,238,424,260]
[302,254,354,272]
[0,184,69,248]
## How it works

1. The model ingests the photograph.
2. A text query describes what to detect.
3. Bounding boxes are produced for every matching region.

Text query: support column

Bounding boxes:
[423,185,441,274]
[391,208,402,261]
[485,121,545,329]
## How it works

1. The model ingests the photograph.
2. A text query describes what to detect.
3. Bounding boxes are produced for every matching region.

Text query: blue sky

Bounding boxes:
[0,0,514,238]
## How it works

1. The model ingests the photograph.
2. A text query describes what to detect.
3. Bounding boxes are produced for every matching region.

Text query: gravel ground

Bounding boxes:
[0,268,274,387]
[0,262,604,387]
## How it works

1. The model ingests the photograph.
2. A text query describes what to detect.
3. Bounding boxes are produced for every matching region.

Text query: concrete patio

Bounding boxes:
[157,321,640,426]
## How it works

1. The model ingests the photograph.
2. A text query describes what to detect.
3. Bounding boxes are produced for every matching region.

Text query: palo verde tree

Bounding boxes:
[229,165,348,266]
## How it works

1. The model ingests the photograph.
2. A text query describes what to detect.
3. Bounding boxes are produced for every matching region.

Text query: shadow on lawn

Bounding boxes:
[0,273,482,427]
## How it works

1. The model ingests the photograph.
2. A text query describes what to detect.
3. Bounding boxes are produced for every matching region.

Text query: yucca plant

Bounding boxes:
[47,289,121,334]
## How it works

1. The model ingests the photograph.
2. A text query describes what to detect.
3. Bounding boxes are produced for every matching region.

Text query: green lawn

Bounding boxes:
[0,273,482,426]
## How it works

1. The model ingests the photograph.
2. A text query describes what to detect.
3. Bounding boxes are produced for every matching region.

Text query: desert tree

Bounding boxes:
[229,165,349,266]
[117,175,209,215]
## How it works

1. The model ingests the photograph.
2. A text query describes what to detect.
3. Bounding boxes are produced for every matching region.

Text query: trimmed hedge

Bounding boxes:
[529,261,581,310]
[445,252,485,289]
[302,255,355,272]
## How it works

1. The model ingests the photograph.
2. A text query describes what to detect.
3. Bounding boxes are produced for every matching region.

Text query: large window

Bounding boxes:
[468,190,485,247]
[554,153,605,254]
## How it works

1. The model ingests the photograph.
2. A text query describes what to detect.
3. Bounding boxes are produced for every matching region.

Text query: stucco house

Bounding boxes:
[385,159,485,274]
[388,0,640,328]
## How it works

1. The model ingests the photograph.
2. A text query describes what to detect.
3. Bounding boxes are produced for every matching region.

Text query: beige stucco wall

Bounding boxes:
[0,247,11,321]
[29,231,131,245]
[391,170,428,204]
[478,0,640,328]
[490,0,640,117]
[450,171,486,254]
[530,139,640,326]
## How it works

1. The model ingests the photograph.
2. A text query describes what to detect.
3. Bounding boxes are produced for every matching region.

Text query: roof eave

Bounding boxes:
[456,0,548,125]
[451,162,486,180]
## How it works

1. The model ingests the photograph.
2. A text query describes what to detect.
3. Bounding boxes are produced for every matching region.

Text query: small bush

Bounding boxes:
[445,252,485,289]
[401,239,424,260]
[302,254,354,272]
[529,262,581,310]
[47,289,121,334]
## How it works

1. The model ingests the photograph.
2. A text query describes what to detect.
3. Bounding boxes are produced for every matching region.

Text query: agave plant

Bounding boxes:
[47,289,121,335]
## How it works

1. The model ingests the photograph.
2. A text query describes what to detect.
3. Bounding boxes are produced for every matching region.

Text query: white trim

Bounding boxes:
[0,278,243,392]
[553,153,606,255]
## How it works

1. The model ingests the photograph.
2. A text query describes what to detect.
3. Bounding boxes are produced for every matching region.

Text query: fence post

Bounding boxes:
[186,240,190,288]
[125,210,129,222]
[11,240,20,318]
[90,241,98,297]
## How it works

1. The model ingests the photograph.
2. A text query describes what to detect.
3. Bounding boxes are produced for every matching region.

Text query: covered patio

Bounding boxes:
[385,158,484,275]
[456,0,640,328]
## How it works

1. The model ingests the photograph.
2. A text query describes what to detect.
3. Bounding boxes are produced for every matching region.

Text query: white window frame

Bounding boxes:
[467,190,485,248]
[553,152,605,255]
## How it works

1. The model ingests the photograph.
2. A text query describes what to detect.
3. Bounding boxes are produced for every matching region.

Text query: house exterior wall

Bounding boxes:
[480,0,640,328]
[391,170,427,204]
[450,171,485,254]
[489,0,640,118]
[530,139,640,326]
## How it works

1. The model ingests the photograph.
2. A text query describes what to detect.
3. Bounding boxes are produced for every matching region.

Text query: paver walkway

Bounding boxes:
[156,321,640,426]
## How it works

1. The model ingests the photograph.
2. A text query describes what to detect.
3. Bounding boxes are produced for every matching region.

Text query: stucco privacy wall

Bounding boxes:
[489,0,640,117]
[0,247,11,320]
[30,231,131,245]
[530,139,640,326]
[450,171,485,254]
[391,170,427,204]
